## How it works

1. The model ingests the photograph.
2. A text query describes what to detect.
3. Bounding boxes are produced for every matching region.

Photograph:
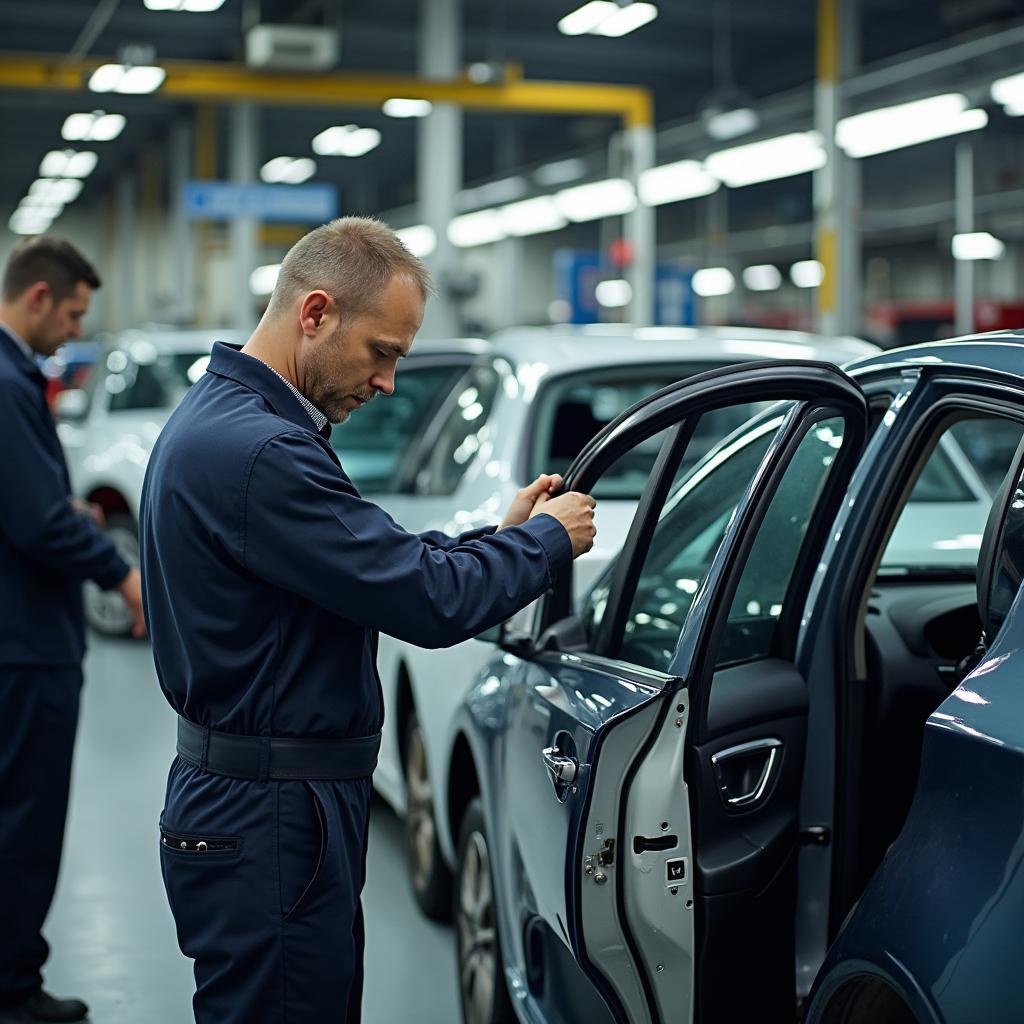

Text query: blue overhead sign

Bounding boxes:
[181,181,338,223]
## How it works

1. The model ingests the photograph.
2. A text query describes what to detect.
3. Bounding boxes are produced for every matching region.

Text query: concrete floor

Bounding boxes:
[41,633,459,1023]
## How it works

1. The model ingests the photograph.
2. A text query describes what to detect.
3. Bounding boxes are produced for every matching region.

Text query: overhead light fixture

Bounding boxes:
[249,264,281,296]
[18,197,64,219]
[595,279,632,308]
[61,111,126,142]
[534,157,587,187]
[312,125,382,157]
[705,132,825,187]
[992,71,1024,116]
[144,0,226,9]
[557,1,658,38]
[704,104,759,141]
[9,208,53,235]
[260,156,316,184]
[396,224,437,257]
[457,176,528,212]
[555,178,636,222]
[742,264,782,291]
[691,267,735,297]
[790,259,825,288]
[30,178,83,204]
[447,209,506,248]
[89,63,165,94]
[382,98,433,118]
[39,150,98,179]
[952,232,1005,261]
[836,94,987,158]
[639,160,719,206]
[498,196,567,237]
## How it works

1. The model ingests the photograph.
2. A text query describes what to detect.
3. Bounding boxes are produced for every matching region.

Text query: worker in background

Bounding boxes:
[0,236,146,1024]
[140,216,596,1022]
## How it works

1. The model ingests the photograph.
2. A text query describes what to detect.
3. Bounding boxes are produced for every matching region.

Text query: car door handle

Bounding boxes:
[710,738,782,808]
[541,746,579,785]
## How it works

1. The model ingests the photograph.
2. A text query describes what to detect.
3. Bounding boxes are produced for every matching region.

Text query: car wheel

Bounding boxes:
[83,512,138,638]
[455,797,515,1024]
[404,712,454,920]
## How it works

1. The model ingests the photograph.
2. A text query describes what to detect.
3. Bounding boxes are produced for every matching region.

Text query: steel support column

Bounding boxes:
[170,118,196,327]
[954,141,974,336]
[229,102,258,333]
[625,124,655,327]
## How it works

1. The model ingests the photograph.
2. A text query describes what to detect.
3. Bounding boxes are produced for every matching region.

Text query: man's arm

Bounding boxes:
[0,383,130,589]
[242,432,583,649]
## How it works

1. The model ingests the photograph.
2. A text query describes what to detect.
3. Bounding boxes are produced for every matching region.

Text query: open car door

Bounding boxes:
[498,361,868,1024]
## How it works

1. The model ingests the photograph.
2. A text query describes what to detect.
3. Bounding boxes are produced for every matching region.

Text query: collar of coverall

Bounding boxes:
[206,341,332,441]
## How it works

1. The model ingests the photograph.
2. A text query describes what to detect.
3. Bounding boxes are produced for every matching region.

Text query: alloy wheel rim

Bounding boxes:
[83,524,138,634]
[458,830,497,1024]
[405,723,436,893]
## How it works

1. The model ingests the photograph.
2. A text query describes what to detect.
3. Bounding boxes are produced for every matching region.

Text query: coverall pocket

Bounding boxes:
[278,781,331,921]
[160,826,241,857]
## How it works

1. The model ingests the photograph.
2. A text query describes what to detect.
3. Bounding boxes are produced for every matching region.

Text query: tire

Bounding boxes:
[83,512,139,638]
[455,797,515,1024]
[403,711,454,920]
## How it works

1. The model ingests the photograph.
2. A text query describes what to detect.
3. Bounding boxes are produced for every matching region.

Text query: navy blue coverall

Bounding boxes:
[139,343,572,1023]
[0,327,130,1009]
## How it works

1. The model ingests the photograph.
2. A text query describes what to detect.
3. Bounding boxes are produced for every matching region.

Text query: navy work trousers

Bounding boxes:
[0,665,82,1008]
[160,759,372,1023]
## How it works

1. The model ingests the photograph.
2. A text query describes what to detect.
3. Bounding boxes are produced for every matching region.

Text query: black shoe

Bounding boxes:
[20,992,88,1023]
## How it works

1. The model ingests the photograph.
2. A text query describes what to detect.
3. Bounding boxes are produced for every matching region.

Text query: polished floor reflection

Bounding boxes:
[42,634,459,1023]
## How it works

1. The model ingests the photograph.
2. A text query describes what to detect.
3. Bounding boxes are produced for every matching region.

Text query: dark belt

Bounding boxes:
[176,716,381,781]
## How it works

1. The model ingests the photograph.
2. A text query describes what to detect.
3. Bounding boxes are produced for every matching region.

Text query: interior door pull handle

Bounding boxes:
[542,747,578,785]
[710,738,782,808]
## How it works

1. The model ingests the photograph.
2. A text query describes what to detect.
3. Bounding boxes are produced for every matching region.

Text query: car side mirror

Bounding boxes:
[54,387,89,421]
[536,615,588,654]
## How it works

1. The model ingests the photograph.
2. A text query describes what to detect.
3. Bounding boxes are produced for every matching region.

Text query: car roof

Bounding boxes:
[104,327,250,355]
[407,337,490,357]
[487,324,879,373]
[846,330,1024,379]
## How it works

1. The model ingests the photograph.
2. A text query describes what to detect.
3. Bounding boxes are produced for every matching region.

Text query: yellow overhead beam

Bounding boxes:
[0,55,653,129]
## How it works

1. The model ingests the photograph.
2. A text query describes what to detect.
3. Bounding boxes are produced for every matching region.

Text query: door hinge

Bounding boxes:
[584,837,615,884]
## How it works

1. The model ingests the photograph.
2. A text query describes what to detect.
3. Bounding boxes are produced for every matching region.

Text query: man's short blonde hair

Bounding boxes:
[266,217,432,321]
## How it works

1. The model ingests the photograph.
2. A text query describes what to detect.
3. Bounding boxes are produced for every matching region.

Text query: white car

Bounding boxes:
[329,324,882,918]
[57,329,246,634]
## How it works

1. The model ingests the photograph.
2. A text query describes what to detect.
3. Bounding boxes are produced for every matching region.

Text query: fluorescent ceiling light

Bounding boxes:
[705,106,759,141]
[448,209,506,248]
[383,98,433,118]
[952,231,1005,261]
[396,224,437,257]
[30,178,82,204]
[144,0,226,8]
[596,2,658,37]
[9,209,53,235]
[836,94,987,158]
[639,160,718,206]
[249,264,281,296]
[595,279,632,307]
[705,132,825,187]
[558,1,618,35]
[790,259,825,288]
[61,111,126,142]
[18,197,64,219]
[260,156,316,184]
[312,125,381,157]
[691,267,735,297]
[742,264,782,291]
[992,71,1024,115]
[556,178,636,222]
[458,176,528,211]
[534,157,586,187]
[498,196,567,237]
[89,63,166,94]
[39,150,98,179]
[557,1,657,37]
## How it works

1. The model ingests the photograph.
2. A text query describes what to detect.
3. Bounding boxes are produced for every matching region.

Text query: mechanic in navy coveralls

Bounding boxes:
[0,237,146,1024]
[139,217,596,1023]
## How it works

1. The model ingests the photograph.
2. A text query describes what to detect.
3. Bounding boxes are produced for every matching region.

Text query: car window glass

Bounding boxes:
[583,410,787,668]
[987,469,1024,637]
[106,350,208,412]
[331,363,467,493]
[528,364,771,500]
[881,417,1024,577]
[715,417,845,668]
[416,365,501,496]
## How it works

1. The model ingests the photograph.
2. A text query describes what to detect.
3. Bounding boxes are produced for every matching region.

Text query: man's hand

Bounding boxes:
[531,490,597,558]
[499,474,562,530]
[116,568,147,638]
[72,498,105,529]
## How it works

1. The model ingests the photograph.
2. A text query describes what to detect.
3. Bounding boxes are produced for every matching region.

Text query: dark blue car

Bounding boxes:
[445,333,1024,1024]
